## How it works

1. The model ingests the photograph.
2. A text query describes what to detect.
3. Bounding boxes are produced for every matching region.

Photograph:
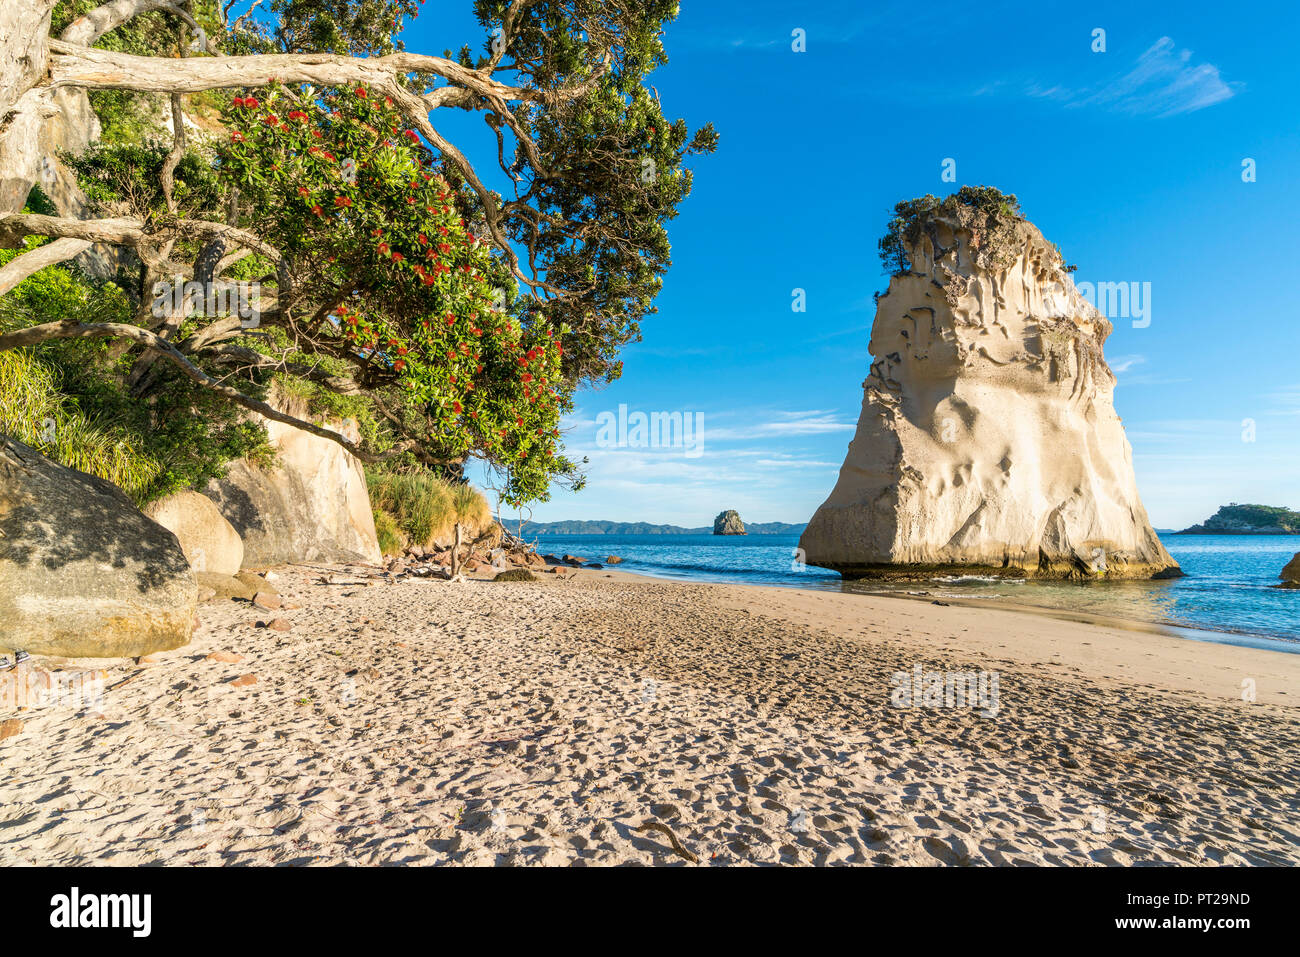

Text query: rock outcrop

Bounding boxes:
[202,387,381,567]
[713,510,746,535]
[0,435,196,657]
[145,490,244,575]
[1280,553,1300,588]
[801,194,1179,580]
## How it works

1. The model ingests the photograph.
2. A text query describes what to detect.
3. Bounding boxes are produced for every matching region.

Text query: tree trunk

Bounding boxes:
[0,1,59,213]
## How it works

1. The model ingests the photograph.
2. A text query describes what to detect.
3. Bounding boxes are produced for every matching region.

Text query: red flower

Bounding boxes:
[377,242,390,256]
[445,314,456,327]
[298,186,310,196]
[453,402,462,413]
[322,151,337,162]
[334,195,352,207]
[355,87,368,98]
[404,129,419,143]
[311,205,323,216]
[230,131,245,142]
[516,417,524,426]
[521,373,533,383]
[418,234,428,245]
[263,114,279,127]
[245,96,260,109]
[393,359,406,372]
[391,252,404,263]
[312,130,323,138]
[288,110,309,122]
[437,243,450,254]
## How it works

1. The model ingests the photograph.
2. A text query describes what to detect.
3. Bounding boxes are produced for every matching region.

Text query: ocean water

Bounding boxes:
[530,532,1300,652]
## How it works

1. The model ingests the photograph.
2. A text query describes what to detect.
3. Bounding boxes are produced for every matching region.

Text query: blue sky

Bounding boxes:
[406,0,1300,529]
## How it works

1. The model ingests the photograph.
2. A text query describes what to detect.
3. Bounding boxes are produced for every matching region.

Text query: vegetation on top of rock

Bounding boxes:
[878,186,1067,278]
[1178,504,1300,534]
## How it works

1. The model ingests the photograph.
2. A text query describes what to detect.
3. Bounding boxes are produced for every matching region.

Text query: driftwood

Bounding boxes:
[447,523,465,582]
[634,821,698,863]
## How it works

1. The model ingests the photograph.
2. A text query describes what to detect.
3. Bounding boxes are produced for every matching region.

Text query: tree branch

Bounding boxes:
[0,318,409,462]
[0,237,92,296]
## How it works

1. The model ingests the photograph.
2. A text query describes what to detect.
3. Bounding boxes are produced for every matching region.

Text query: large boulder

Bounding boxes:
[203,386,381,567]
[1280,553,1300,588]
[801,196,1180,581]
[144,490,244,575]
[0,436,196,658]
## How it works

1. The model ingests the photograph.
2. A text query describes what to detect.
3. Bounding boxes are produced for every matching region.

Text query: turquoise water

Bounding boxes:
[531,532,1300,651]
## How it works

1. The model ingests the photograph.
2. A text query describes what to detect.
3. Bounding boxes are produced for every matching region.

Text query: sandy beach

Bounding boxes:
[2,565,1297,866]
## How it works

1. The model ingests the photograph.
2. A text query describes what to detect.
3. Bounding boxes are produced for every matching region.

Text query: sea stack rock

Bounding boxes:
[1280,553,1300,588]
[801,188,1180,580]
[713,510,746,535]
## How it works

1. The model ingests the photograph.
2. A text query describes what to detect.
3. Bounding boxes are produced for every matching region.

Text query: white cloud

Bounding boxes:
[1109,354,1146,374]
[990,37,1240,118]
[1081,37,1239,117]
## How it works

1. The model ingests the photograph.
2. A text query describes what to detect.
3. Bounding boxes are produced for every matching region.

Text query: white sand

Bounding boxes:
[2,566,1297,866]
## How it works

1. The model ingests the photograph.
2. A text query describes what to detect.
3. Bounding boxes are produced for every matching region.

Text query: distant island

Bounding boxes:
[499,519,808,536]
[713,510,746,535]
[1176,504,1300,534]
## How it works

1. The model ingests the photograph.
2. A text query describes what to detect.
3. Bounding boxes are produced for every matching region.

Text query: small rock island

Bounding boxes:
[1177,504,1300,535]
[713,510,746,535]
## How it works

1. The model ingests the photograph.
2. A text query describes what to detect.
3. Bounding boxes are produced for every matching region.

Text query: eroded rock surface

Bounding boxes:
[713,510,746,536]
[801,203,1179,580]
[0,435,196,657]
[203,388,381,567]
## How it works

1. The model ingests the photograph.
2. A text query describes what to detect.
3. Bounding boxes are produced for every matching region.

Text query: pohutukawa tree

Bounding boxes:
[0,1,716,505]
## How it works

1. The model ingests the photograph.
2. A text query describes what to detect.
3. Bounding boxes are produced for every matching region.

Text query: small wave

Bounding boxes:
[933,575,1026,585]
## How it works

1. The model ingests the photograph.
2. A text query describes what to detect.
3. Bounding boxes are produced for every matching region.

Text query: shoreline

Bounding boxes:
[570,562,1300,656]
